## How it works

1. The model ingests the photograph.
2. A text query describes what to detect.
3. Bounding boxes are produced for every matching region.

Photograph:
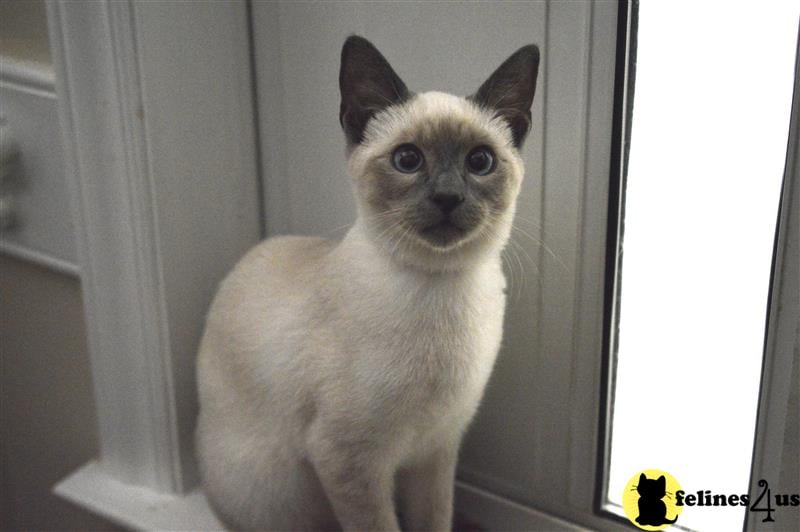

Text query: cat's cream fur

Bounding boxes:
[197,38,537,531]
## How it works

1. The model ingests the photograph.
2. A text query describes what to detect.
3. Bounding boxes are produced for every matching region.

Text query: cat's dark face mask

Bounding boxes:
[362,117,516,250]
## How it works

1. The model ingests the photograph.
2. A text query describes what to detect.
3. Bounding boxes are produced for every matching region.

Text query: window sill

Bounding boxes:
[53,461,224,531]
[56,462,589,532]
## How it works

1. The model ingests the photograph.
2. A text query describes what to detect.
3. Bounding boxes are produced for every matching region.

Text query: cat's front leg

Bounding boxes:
[397,444,458,532]
[307,424,401,532]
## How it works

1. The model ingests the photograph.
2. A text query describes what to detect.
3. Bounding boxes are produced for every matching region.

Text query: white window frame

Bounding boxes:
[45,0,798,530]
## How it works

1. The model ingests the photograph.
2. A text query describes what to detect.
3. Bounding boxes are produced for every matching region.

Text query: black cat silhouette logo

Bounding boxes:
[622,470,684,530]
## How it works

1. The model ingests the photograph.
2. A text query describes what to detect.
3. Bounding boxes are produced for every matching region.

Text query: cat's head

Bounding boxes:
[637,474,667,498]
[340,36,539,272]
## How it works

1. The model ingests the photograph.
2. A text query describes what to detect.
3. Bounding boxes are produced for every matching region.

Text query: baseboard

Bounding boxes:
[455,481,591,531]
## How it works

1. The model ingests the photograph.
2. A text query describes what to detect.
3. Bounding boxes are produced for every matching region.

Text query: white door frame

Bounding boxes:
[46,1,259,525]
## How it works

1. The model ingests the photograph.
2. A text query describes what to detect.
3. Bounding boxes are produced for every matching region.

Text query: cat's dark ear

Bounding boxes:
[339,36,410,145]
[657,475,666,488]
[639,473,647,484]
[470,44,540,148]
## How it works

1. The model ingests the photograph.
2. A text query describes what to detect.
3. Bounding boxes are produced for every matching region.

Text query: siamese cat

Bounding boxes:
[196,36,539,531]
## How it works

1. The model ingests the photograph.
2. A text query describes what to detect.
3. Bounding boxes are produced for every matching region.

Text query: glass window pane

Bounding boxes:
[606,2,798,531]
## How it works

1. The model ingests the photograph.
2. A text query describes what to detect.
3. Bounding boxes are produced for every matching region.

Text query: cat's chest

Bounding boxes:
[352,266,505,400]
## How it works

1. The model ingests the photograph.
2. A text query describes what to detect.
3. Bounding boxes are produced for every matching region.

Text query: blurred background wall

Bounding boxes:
[0,1,114,529]
[0,0,50,64]
[0,255,115,531]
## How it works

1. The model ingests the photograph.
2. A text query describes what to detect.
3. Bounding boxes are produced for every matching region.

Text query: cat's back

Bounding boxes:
[197,235,337,439]
[214,234,334,309]
[229,234,334,287]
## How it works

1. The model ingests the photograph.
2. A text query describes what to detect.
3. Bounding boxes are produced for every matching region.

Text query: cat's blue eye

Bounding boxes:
[466,146,495,176]
[392,144,424,173]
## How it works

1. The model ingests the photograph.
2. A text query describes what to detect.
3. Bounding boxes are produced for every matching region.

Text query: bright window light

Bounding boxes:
[607,2,798,531]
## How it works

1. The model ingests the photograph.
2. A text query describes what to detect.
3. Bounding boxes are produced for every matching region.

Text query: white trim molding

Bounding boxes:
[54,462,223,531]
[0,57,56,99]
[1,57,77,274]
[0,240,79,277]
[47,0,260,496]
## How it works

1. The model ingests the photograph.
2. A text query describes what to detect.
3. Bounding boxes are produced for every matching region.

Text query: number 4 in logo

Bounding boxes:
[751,480,775,523]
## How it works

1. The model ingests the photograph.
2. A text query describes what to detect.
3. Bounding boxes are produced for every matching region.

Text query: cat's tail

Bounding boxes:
[663,515,678,524]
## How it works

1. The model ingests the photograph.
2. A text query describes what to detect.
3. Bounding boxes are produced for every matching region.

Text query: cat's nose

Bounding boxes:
[430,191,465,214]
